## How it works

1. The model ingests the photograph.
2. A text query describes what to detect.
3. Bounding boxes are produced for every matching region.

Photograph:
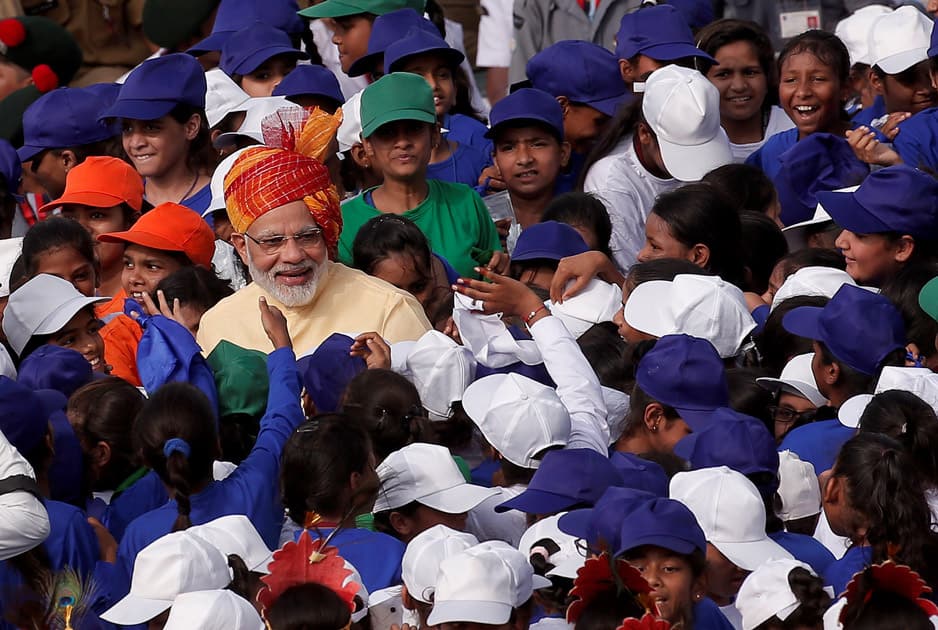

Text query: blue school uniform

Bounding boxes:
[295,527,405,593]
[87,470,169,543]
[111,347,303,599]
[822,545,872,596]
[746,128,799,180]
[894,107,938,171]
[427,142,491,187]
[554,151,586,195]
[852,96,886,129]
[180,183,213,224]
[770,530,836,575]
[778,419,854,475]
[443,113,493,157]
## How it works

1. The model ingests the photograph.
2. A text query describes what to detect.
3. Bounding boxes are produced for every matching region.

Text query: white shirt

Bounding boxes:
[477,0,513,69]
[728,106,796,163]
[812,509,850,560]
[584,134,677,272]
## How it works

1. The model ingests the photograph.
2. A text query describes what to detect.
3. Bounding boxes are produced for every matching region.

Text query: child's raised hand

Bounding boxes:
[453,267,544,320]
[485,250,510,275]
[549,251,625,303]
[846,126,902,167]
[879,111,911,141]
[350,332,391,370]
[142,290,201,337]
[478,164,506,193]
[259,296,291,350]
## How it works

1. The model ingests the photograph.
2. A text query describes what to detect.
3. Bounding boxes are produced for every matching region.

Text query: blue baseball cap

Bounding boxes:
[557,486,656,552]
[348,9,438,77]
[635,334,730,431]
[774,133,869,227]
[100,53,207,122]
[666,0,715,30]
[272,65,345,104]
[81,82,122,107]
[615,4,715,63]
[296,333,366,413]
[485,88,565,140]
[526,40,632,117]
[616,496,706,557]
[511,221,589,263]
[17,345,96,399]
[188,0,305,56]
[929,16,938,59]
[782,283,905,376]
[220,22,308,76]
[385,27,465,75]
[494,448,625,514]
[815,165,938,241]
[0,140,21,193]
[0,376,64,456]
[609,452,669,496]
[18,87,119,162]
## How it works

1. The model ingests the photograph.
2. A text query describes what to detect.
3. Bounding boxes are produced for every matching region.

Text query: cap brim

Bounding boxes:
[187,30,234,56]
[638,42,716,64]
[348,51,382,77]
[672,405,719,432]
[585,91,632,118]
[418,483,500,514]
[494,488,581,514]
[427,600,513,626]
[29,295,109,354]
[755,376,827,407]
[97,228,188,255]
[837,393,872,429]
[299,0,370,18]
[623,280,674,337]
[616,533,701,557]
[556,507,591,539]
[99,99,177,123]
[17,144,44,163]
[388,47,465,74]
[546,555,585,579]
[484,114,560,139]
[39,190,134,215]
[658,127,733,183]
[781,306,825,342]
[229,47,308,76]
[875,48,929,75]
[815,190,889,236]
[533,575,553,589]
[712,537,792,572]
[362,109,437,138]
[100,595,172,625]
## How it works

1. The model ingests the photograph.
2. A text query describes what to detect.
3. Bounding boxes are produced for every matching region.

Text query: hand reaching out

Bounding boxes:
[349,332,391,369]
[259,296,291,350]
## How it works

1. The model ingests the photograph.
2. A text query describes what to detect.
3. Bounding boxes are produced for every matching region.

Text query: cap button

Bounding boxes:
[520,393,529,400]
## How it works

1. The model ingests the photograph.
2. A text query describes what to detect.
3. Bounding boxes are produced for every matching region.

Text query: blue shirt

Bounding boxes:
[770,530,836,575]
[427,141,491,188]
[180,183,212,218]
[822,545,872,596]
[87,470,168,543]
[778,419,855,475]
[555,151,586,195]
[295,527,405,593]
[746,128,799,180]
[443,113,493,157]
[694,597,737,630]
[894,106,938,172]
[112,347,304,601]
[852,96,886,130]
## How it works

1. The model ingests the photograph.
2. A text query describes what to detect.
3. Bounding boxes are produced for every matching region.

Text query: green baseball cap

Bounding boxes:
[206,340,270,419]
[299,0,425,19]
[919,276,938,323]
[360,72,436,138]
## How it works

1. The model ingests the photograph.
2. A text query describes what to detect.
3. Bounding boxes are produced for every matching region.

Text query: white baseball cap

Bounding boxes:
[426,541,551,626]
[670,466,793,571]
[3,274,107,356]
[770,266,871,311]
[213,96,297,148]
[756,354,827,408]
[403,330,477,421]
[868,6,933,74]
[163,590,264,630]
[463,373,571,469]
[401,524,479,604]
[205,147,251,217]
[101,531,231,625]
[835,5,894,66]
[187,514,274,574]
[205,68,251,129]
[624,274,756,358]
[337,90,364,154]
[518,514,584,580]
[548,279,622,339]
[373,442,498,513]
[837,366,938,428]
[0,237,22,299]
[735,559,816,630]
[777,450,821,521]
[642,65,733,182]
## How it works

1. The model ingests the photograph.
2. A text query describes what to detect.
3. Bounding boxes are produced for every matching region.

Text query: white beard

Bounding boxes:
[245,248,326,307]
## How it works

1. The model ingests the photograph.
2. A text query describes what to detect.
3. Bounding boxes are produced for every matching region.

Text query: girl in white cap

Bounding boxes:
[734,559,829,630]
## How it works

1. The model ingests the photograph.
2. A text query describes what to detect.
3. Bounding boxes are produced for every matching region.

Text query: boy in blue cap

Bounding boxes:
[219,22,308,97]
[509,221,588,293]
[272,64,346,111]
[487,88,571,229]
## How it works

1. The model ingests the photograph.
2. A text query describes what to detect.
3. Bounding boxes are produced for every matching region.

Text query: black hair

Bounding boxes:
[528,537,574,613]
[649,183,745,286]
[340,369,430,463]
[352,214,433,277]
[577,322,631,392]
[752,567,830,630]
[226,553,263,605]
[816,341,905,400]
[725,367,774,433]
[167,102,218,177]
[755,295,829,376]
[777,247,847,277]
[281,414,377,526]
[542,192,613,259]
[573,588,647,630]
[879,262,938,362]
[152,265,234,316]
[878,232,938,272]
[702,164,777,217]
[739,212,788,294]
[840,573,934,630]
[696,18,778,109]
[621,384,680,441]
[21,216,96,278]
[858,390,938,488]
[833,432,938,588]
[451,63,486,124]
[264,582,353,630]
[133,382,219,532]
[577,96,645,190]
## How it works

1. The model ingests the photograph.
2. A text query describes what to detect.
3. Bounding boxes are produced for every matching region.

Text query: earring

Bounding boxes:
[651,423,659,432]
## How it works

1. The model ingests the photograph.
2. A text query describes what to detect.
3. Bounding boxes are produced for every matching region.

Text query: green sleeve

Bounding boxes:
[337,195,374,266]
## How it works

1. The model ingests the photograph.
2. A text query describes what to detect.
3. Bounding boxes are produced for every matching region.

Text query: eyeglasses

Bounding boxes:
[243,227,323,255]
[769,405,816,426]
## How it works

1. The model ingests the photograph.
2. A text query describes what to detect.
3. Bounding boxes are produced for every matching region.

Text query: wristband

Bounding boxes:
[522,304,548,327]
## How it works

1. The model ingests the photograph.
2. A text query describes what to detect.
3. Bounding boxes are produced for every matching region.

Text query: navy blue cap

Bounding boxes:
[609,451,669,496]
[296,333,366,413]
[615,4,715,63]
[635,334,730,431]
[557,486,655,552]
[816,165,938,241]
[17,346,96,399]
[81,82,122,107]
[930,17,938,59]
[272,64,346,104]
[616,496,706,556]
[385,27,465,75]
[220,22,308,76]
[100,53,207,122]
[18,87,119,162]
[774,133,869,227]
[348,9,438,77]
[512,221,589,263]
[666,0,715,30]
[526,40,632,117]
[782,283,905,376]
[0,140,21,193]
[0,376,54,455]
[494,448,625,514]
[485,88,565,140]
[188,0,305,56]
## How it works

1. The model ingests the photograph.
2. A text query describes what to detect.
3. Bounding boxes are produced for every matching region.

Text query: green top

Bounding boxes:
[299,0,425,18]
[339,179,502,279]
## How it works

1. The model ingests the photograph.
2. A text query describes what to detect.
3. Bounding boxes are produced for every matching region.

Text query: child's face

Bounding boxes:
[30,150,70,200]
[370,252,435,308]
[834,229,909,285]
[626,546,701,627]
[0,60,32,101]
[34,245,97,298]
[707,40,768,125]
[364,120,435,181]
[493,125,568,201]
[873,61,938,116]
[779,51,847,138]
[704,543,748,604]
[122,115,198,179]
[121,243,186,301]
[400,54,456,118]
[241,54,298,98]
[48,306,106,372]
[637,213,694,266]
[60,205,132,272]
[331,15,373,74]
[774,392,817,442]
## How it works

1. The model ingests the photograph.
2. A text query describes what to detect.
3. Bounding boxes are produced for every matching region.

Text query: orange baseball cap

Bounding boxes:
[98,202,216,268]
[38,156,144,214]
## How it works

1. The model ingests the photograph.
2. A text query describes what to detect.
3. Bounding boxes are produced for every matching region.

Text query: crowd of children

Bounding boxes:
[2,0,938,629]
